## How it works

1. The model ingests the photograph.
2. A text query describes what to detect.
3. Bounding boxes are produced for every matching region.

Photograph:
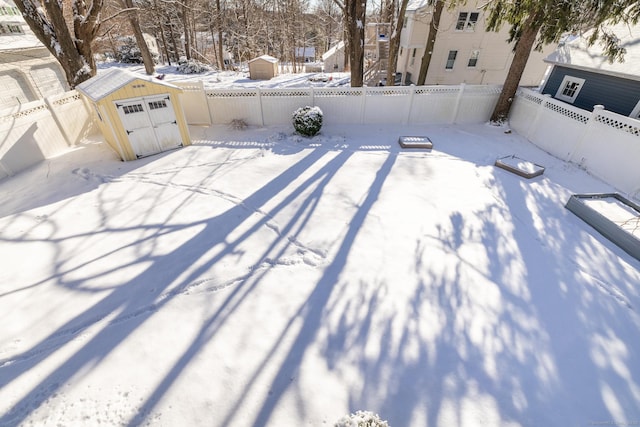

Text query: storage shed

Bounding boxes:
[76,68,191,161]
[248,55,279,80]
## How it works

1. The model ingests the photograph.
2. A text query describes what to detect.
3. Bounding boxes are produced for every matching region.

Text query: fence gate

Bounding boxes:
[115,94,182,158]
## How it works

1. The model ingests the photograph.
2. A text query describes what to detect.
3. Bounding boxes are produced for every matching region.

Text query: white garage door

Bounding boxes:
[0,72,33,109]
[115,95,183,158]
[30,66,66,98]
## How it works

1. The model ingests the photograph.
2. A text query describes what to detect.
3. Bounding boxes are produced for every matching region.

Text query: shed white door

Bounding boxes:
[115,95,182,158]
[145,96,183,151]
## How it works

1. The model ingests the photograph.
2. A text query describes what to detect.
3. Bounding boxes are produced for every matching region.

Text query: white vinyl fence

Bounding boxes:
[197,84,502,126]
[0,90,92,180]
[510,88,640,198]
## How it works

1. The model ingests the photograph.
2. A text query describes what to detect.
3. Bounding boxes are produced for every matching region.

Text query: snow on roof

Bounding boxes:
[322,41,345,61]
[406,0,431,12]
[249,54,278,63]
[0,32,44,50]
[76,67,180,102]
[544,22,640,80]
[295,47,315,57]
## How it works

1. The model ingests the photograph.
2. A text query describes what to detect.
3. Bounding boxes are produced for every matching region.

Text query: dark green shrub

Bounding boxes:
[292,106,323,137]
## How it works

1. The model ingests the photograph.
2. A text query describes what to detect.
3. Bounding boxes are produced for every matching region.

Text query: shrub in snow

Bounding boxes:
[116,36,159,64]
[334,410,389,427]
[229,119,248,130]
[177,59,211,74]
[292,106,323,137]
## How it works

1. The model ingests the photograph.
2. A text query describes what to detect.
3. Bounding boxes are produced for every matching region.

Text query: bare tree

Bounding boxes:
[14,0,104,88]
[385,0,408,86]
[334,0,365,86]
[416,0,443,85]
[118,0,155,74]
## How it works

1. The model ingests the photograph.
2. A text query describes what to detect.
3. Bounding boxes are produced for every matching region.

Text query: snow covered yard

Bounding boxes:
[0,122,639,427]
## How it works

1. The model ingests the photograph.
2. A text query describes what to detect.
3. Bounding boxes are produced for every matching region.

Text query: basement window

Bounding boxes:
[555,75,585,103]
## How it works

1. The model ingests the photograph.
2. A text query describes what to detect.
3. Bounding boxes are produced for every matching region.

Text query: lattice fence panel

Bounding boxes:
[595,114,640,137]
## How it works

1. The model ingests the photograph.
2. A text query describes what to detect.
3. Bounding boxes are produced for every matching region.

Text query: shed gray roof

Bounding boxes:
[544,22,640,81]
[76,68,180,102]
[249,55,278,64]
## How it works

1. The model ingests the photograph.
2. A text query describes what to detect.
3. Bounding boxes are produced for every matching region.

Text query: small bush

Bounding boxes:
[229,119,248,130]
[334,410,390,427]
[177,59,211,74]
[292,106,323,137]
[116,36,159,64]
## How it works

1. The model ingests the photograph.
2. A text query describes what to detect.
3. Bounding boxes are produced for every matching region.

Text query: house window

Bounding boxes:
[445,50,457,69]
[7,24,22,34]
[410,48,417,66]
[455,12,479,31]
[555,76,585,103]
[468,50,479,67]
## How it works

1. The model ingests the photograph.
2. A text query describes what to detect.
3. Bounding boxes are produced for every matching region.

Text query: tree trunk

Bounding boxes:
[181,0,192,60]
[15,0,102,88]
[168,20,181,61]
[490,12,542,122]
[386,0,409,86]
[417,0,443,85]
[122,0,155,75]
[156,9,172,65]
[345,0,365,86]
[215,0,225,69]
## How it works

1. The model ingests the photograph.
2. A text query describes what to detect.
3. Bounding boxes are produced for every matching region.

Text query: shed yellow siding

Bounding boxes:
[89,78,191,161]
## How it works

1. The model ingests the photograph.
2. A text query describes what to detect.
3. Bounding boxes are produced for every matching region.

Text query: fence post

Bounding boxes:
[569,104,605,164]
[451,83,465,124]
[404,85,415,125]
[361,85,367,124]
[257,87,265,126]
[526,93,551,140]
[44,96,72,147]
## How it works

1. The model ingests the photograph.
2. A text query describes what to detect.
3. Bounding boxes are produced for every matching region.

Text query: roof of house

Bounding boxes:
[406,0,430,12]
[249,55,278,64]
[76,68,180,102]
[295,47,315,57]
[544,22,640,80]
[322,41,345,61]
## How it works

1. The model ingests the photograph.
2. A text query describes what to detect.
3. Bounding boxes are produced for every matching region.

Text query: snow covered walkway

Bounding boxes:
[0,123,638,426]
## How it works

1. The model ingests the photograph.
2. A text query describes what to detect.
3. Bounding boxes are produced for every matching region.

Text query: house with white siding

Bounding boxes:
[0,0,67,110]
[396,0,555,86]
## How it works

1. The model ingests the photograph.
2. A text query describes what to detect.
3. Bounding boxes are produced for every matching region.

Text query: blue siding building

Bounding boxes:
[540,24,640,118]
